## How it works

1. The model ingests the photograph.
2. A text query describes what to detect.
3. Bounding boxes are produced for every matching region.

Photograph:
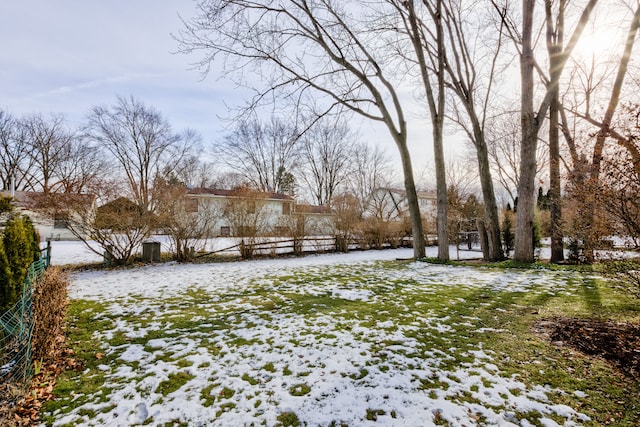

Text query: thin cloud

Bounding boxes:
[30,73,166,99]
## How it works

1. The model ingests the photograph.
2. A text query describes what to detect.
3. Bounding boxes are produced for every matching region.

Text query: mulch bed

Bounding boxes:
[0,348,82,426]
[537,317,640,380]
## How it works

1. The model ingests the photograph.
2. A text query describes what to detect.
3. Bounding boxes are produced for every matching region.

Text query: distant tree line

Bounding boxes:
[0,96,403,265]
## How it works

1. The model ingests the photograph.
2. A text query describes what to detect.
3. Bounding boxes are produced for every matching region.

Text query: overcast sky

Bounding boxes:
[0,1,468,179]
[1,1,240,142]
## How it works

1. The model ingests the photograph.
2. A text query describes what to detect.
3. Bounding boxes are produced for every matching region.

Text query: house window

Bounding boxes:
[282,202,291,215]
[237,225,257,236]
[220,226,230,237]
[185,198,198,213]
[54,214,69,229]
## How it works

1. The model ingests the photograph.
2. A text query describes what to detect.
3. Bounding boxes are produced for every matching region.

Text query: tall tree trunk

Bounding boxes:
[549,90,564,262]
[433,0,449,260]
[546,0,565,263]
[434,117,449,260]
[475,137,503,261]
[407,0,448,260]
[513,0,598,262]
[436,0,503,261]
[514,0,537,262]
[395,130,427,258]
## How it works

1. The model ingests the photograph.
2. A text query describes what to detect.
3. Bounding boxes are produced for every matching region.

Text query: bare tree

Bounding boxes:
[155,182,222,261]
[26,179,149,266]
[299,118,352,206]
[85,95,196,212]
[54,136,112,194]
[223,186,271,258]
[164,137,217,189]
[20,113,74,193]
[216,117,300,194]
[498,0,598,262]
[430,0,508,260]
[0,110,36,191]
[210,171,249,189]
[176,0,427,258]
[486,109,548,205]
[347,143,395,216]
[560,2,640,261]
[392,0,450,259]
[545,0,567,262]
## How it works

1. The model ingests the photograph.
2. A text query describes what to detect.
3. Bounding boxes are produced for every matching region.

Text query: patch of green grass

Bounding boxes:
[216,402,237,418]
[263,362,276,373]
[157,372,196,397]
[288,383,311,396]
[276,411,300,426]
[219,386,235,399]
[176,359,194,368]
[365,408,386,421]
[161,421,189,427]
[349,368,368,380]
[200,384,217,407]
[40,299,115,422]
[242,373,259,385]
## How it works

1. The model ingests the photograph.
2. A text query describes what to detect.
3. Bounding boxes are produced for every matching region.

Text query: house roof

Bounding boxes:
[3,191,96,211]
[295,204,333,214]
[416,191,437,199]
[187,187,294,201]
[374,188,437,200]
[96,197,141,214]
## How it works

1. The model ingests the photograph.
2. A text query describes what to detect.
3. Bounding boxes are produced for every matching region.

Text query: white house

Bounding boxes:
[1,191,96,241]
[185,187,334,237]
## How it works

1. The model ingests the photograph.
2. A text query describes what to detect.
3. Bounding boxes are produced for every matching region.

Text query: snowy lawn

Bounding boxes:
[43,249,639,426]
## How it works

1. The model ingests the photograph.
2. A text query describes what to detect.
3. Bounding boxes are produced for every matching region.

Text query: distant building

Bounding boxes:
[1,191,96,241]
[1,187,336,241]
[185,187,334,237]
[365,188,437,223]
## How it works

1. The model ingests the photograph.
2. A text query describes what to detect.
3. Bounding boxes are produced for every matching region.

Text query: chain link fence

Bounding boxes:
[0,244,51,386]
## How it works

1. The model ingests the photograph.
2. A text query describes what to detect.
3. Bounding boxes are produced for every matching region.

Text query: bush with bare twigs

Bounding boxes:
[32,267,69,362]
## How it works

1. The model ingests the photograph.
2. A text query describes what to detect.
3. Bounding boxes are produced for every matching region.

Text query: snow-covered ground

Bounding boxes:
[43,241,597,426]
[44,238,487,267]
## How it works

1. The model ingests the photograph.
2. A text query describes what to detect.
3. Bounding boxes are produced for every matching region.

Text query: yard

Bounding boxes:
[42,248,639,426]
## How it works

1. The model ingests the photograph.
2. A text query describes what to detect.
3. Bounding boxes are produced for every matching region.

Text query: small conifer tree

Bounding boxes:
[502,210,515,258]
[23,215,41,262]
[2,216,33,308]
[0,239,14,311]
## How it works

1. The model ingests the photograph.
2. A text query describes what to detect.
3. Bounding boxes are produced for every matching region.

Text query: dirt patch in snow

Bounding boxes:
[536,317,640,380]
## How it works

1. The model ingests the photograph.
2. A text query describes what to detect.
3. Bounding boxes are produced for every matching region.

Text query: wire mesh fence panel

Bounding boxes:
[0,245,51,389]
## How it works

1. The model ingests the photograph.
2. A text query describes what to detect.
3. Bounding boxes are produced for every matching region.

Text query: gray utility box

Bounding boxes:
[142,241,161,262]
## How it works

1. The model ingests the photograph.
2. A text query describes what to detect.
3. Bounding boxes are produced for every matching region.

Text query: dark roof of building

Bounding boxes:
[375,188,437,199]
[187,187,294,201]
[295,204,333,214]
[4,191,96,211]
